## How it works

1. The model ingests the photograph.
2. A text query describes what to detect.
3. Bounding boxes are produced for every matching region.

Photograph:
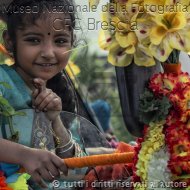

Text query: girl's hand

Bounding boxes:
[32,78,62,121]
[20,147,68,188]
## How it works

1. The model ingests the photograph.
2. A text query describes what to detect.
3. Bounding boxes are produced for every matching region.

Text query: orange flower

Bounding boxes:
[169,159,190,176]
[166,120,190,177]
[149,72,190,97]
[149,72,177,96]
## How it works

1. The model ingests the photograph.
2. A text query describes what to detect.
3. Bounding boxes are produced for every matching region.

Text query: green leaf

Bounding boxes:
[0,82,11,89]
[139,88,171,125]
[0,93,26,116]
[0,96,17,116]
[13,111,26,116]
[1,109,15,116]
[0,96,11,106]
[166,49,180,64]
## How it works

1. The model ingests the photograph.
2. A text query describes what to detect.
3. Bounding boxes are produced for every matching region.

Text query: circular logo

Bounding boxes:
[52,180,60,188]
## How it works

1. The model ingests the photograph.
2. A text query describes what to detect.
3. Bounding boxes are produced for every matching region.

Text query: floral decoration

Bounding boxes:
[133,123,165,189]
[133,70,190,190]
[91,0,190,66]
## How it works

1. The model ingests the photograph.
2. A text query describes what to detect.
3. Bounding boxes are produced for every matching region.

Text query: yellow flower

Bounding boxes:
[89,0,100,7]
[99,11,135,66]
[165,0,190,6]
[4,58,14,66]
[149,11,190,62]
[105,36,155,66]
[107,42,134,66]
[65,61,80,79]
[113,0,141,21]
[144,0,166,5]
[143,0,190,13]
[135,124,164,181]
[150,12,186,45]
[98,11,115,51]
[134,44,155,66]
[143,0,166,13]
[99,10,156,66]
[96,0,190,66]
[115,27,137,52]
[134,0,190,62]
[178,73,190,83]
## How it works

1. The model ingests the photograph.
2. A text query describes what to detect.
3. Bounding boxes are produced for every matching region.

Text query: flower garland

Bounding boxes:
[147,146,172,190]
[133,123,165,190]
[133,70,190,190]
[89,0,190,67]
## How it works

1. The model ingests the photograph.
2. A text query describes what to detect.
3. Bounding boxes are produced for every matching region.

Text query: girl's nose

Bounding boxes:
[40,43,55,59]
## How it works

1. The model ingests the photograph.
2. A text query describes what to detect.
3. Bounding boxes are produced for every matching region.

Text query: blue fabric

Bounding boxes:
[0,65,32,180]
[0,111,37,179]
[0,109,34,145]
[6,173,21,183]
[0,64,31,110]
[0,163,20,177]
[90,99,111,132]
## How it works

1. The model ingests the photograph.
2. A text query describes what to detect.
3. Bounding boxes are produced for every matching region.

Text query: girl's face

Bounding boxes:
[14,13,72,88]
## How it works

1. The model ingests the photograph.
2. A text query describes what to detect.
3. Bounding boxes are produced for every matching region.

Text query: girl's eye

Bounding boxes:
[55,38,69,46]
[24,38,40,44]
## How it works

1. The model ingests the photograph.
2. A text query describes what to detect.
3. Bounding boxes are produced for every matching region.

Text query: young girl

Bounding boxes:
[0,0,85,189]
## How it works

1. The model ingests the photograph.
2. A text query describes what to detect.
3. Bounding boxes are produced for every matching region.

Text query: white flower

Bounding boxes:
[147,145,172,190]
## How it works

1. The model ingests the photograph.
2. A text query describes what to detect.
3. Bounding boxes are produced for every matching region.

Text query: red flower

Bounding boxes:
[149,72,190,98]
[165,122,190,155]
[149,73,177,97]
[165,120,190,177]
[165,110,180,126]
[0,171,13,190]
[170,83,190,111]
[168,159,190,176]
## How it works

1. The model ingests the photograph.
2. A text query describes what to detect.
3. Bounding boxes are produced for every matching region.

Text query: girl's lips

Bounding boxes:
[35,63,57,67]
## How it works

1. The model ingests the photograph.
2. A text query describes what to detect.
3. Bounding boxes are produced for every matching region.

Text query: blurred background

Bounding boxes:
[65,0,135,142]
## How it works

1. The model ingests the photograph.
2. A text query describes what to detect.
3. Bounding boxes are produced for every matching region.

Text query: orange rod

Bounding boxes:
[64,152,134,169]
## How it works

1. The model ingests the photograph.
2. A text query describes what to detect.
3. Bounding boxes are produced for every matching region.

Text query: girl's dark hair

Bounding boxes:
[6,0,76,43]
[4,0,77,113]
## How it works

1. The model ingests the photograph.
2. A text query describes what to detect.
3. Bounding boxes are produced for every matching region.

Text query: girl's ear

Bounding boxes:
[2,29,13,52]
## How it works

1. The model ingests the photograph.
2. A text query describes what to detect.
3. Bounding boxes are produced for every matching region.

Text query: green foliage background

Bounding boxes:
[0,20,7,63]
[70,47,135,142]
